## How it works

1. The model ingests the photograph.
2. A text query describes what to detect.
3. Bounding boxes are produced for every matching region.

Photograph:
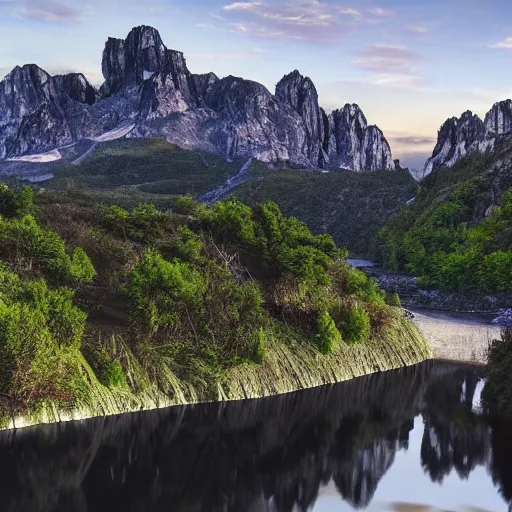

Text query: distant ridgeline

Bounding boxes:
[0,25,396,173]
[375,138,512,296]
[0,186,430,429]
[422,100,512,178]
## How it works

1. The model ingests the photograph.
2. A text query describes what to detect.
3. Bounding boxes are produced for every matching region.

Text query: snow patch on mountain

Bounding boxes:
[91,124,135,142]
[7,149,62,163]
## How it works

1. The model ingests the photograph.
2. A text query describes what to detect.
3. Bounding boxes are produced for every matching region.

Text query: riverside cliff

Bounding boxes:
[0,187,431,430]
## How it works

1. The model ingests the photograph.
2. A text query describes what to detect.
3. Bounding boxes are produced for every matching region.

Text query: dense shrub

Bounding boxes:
[316,311,342,354]
[0,215,96,286]
[0,265,88,402]
[102,203,168,244]
[386,292,401,307]
[173,195,203,216]
[125,249,207,337]
[376,166,512,294]
[0,185,403,411]
[342,305,371,344]
[172,226,203,262]
[253,327,267,363]
[0,185,33,219]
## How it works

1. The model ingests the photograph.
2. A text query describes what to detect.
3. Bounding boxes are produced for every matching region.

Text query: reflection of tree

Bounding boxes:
[420,366,491,483]
[489,417,512,506]
[331,422,398,509]
[0,361,511,512]
[420,414,491,482]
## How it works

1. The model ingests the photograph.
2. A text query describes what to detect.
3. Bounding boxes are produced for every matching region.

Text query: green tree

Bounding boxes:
[125,250,207,336]
[0,185,33,219]
[0,215,95,286]
[0,265,87,402]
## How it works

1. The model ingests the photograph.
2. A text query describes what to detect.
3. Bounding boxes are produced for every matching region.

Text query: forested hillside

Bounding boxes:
[375,138,512,295]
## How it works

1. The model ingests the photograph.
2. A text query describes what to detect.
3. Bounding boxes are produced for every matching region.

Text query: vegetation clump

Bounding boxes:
[316,311,342,354]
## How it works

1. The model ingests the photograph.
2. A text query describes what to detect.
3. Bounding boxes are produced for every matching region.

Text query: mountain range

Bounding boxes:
[3,24,512,180]
[0,25,395,173]
[423,101,512,177]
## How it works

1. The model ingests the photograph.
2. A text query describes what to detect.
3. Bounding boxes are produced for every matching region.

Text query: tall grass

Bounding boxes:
[1,313,431,430]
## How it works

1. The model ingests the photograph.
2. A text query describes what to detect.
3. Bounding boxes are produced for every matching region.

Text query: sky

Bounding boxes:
[2,0,512,169]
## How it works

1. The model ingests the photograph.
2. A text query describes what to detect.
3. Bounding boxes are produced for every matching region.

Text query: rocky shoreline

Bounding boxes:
[348,259,512,324]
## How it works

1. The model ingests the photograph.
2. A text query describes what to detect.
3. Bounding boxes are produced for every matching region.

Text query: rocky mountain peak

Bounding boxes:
[423,96,512,176]
[203,75,271,117]
[100,25,194,98]
[423,112,487,176]
[101,25,200,115]
[275,70,317,106]
[328,104,393,171]
[0,24,396,173]
[275,69,326,167]
[52,73,96,105]
[126,25,165,52]
[484,99,512,135]
[0,64,52,122]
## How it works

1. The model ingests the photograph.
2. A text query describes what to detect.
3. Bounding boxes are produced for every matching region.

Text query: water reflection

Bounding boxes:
[0,361,509,512]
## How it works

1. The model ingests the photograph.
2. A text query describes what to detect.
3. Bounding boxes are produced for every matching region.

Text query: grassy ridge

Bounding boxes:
[42,139,417,256]
[231,168,417,256]
[13,314,429,430]
[51,138,267,198]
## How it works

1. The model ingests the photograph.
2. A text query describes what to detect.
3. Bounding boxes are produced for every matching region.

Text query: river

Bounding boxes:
[347,259,504,364]
[0,361,509,511]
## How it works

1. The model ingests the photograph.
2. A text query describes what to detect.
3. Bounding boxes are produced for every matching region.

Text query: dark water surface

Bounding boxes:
[0,361,510,512]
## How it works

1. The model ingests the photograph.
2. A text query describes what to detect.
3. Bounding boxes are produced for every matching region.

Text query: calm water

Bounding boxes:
[0,361,510,512]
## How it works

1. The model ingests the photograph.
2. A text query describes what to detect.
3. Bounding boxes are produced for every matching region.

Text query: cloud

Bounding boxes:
[335,73,428,92]
[390,135,436,145]
[224,2,262,11]
[365,7,394,17]
[489,37,512,49]
[371,73,427,90]
[19,0,81,23]
[406,24,428,34]
[339,8,360,16]
[355,44,420,73]
[219,1,394,43]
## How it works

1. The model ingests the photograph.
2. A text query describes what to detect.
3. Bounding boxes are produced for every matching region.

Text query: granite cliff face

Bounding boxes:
[0,64,97,158]
[0,25,395,172]
[424,100,512,176]
[328,105,393,172]
[275,70,328,168]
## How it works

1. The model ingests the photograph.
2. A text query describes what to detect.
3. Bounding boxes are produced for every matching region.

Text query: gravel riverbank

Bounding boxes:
[410,308,501,365]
